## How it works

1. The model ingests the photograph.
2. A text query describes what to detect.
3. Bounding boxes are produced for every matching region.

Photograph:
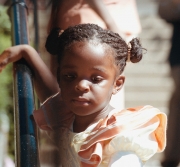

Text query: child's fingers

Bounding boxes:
[0,50,10,61]
[0,50,10,72]
[0,61,7,73]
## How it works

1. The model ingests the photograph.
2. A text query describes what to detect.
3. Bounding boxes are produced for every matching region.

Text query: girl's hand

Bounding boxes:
[0,50,9,72]
[0,44,59,102]
[0,45,24,72]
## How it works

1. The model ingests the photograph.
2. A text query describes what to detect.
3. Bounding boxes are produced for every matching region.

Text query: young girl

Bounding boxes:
[47,0,142,110]
[0,24,166,167]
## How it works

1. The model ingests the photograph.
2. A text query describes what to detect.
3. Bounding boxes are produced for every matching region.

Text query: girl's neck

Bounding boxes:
[73,105,114,133]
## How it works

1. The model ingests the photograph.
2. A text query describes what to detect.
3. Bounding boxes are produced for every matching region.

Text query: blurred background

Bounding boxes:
[0,0,176,166]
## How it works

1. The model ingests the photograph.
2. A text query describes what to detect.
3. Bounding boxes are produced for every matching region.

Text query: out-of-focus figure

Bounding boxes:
[48,0,141,38]
[161,22,180,167]
[158,0,180,167]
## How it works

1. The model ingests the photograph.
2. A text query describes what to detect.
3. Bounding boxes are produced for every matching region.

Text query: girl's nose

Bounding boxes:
[75,80,90,92]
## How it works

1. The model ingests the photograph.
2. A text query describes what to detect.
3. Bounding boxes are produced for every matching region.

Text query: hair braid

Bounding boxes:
[96,30,128,73]
[45,23,144,74]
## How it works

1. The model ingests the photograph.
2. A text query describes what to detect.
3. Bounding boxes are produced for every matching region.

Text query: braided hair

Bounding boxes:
[45,23,144,74]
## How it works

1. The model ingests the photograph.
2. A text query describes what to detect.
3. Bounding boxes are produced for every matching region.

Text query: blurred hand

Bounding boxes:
[0,49,11,72]
[0,45,23,72]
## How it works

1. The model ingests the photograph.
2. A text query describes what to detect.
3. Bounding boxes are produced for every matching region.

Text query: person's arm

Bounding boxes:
[108,151,143,167]
[0,44,60,103]
[84,0,121,33]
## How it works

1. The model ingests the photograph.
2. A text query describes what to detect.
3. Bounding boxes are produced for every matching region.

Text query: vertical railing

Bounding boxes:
[9,0,39,166]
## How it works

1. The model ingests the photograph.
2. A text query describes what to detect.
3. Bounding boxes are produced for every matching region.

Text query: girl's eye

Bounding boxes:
[63,74,76,81]
[92,76,103,83]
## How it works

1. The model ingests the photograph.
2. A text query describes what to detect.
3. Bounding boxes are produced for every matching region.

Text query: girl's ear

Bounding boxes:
[113,75,125,94]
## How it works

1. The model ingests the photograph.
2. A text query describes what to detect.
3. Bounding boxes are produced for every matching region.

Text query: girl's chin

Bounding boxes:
[71,108,96,117]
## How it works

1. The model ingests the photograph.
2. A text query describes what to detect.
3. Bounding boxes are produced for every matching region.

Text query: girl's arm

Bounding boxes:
[0,44,60,103]
[108,151,143,167]
[84,0,121,34]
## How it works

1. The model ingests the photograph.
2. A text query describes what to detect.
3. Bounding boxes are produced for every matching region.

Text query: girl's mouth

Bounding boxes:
[72,98,90,106]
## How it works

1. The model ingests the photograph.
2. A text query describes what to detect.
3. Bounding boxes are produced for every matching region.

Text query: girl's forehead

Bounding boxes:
[64,41,115,57]
[60,41,117,69]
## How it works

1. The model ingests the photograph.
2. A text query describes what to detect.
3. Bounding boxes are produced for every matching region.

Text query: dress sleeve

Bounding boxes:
[33,92,74,131]
[76,105,167,166]
[103,106,167,162]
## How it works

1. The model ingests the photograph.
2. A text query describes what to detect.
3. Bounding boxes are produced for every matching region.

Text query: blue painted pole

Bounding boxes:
[9,0,39,166]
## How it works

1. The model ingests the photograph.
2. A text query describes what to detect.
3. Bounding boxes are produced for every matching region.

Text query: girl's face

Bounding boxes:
[59,41,124,117]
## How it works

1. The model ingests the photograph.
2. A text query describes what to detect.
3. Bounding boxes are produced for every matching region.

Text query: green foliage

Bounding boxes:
[0,6,14,160]
[0,5,11,34]
[0,35,12,111]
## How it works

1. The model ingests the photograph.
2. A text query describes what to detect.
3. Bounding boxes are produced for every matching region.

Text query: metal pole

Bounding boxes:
[9,0,39,166]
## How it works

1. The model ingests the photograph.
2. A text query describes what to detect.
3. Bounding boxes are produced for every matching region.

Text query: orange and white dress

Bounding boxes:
[33,93,167,167]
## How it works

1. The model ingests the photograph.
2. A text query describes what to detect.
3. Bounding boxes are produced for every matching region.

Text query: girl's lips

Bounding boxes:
[72,98,90,106]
